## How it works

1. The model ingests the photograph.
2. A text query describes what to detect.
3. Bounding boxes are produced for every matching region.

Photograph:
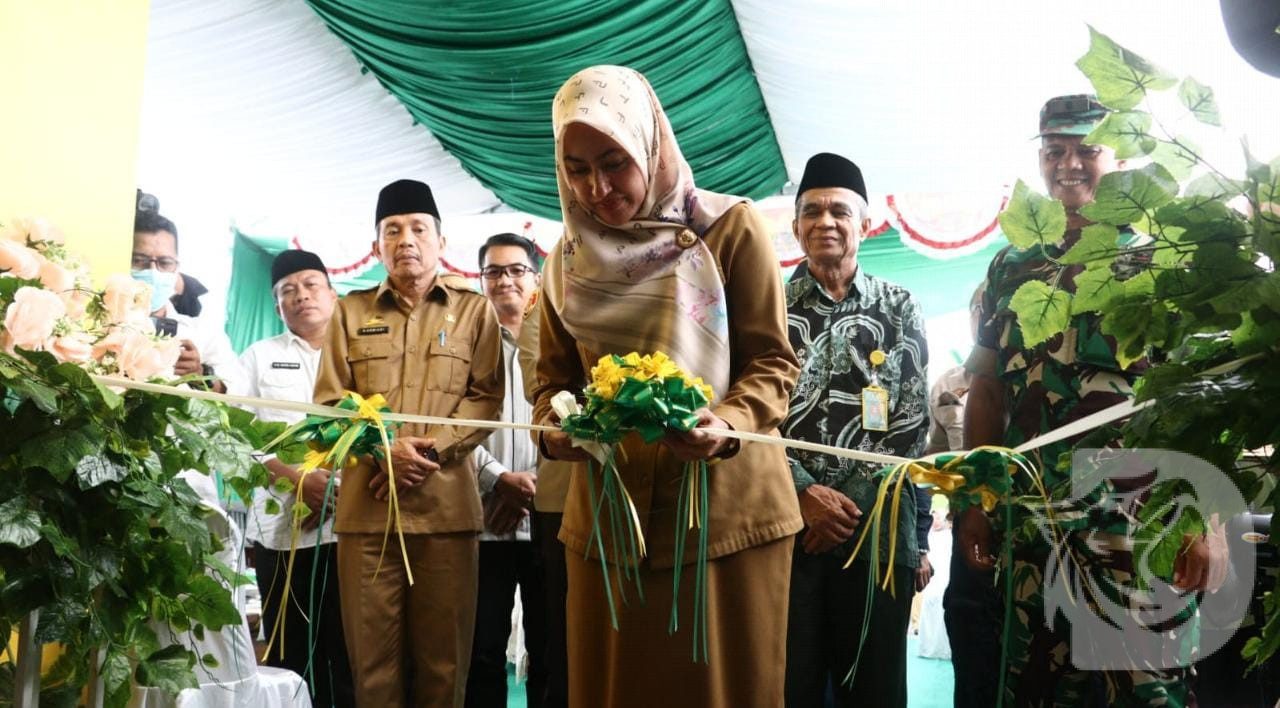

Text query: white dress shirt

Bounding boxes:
[237,330,335,550]
[476,326,537,542]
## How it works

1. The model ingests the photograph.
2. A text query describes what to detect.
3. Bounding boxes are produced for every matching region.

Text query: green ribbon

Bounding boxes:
[561,373,709,446]
[268,394,400,463]
[560,360,714,662]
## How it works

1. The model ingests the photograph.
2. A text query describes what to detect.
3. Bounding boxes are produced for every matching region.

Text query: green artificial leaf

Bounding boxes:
[1149,137,1199,181]
[1151,507,1205,578]
[157,500,212,552]
[1082,111,1155,158]
[1122,269,1158,299]
[1193,241,1263,284]
[136,644,198,693]
[1133,364,1195,403]
[1071,266,1124,314]
[264,497,281,515]
[1157,195,1248,245]
[272,476,295,495]
[998,179,1067,249]
[1152,242,1192,268]
[1009,280,1072,347]
[1243,138,1272,185]
[273,438,309,465]
[1232,311,1280,355]
[5,373,59,414]
[101,648,133,708]
[200,653,220,669]
[1185,172,1247,200]
[1060,223,1120,264]
[1178,77,1221,126]
[180,575,242,630]
[1075,26,1177,110]
[39,522,78,559]
[1101,299,1169,367]
[0,498,42,548]
[204,553,253,588]
[19,424,104,483]
[76,453,129,490]
[1080,164,1178,226]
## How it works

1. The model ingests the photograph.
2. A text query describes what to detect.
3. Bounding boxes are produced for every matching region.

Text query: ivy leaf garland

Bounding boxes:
[0,349,272,707]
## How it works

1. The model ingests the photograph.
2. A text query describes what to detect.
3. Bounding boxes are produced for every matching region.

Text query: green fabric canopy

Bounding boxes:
[306,0,788,219]
[226,226,1003,354]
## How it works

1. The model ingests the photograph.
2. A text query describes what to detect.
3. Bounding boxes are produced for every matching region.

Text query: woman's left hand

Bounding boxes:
[662,408,732,462]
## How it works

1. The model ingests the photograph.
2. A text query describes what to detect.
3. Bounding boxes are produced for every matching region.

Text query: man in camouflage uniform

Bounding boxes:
[962,95,1222,707]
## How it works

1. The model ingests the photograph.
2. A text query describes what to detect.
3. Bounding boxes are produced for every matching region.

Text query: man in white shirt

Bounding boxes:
[131,210,243,393]
[465,234,546,708]
[238,249,353,707]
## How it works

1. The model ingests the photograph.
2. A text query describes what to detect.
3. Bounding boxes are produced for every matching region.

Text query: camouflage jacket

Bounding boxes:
[968,228,1151,535]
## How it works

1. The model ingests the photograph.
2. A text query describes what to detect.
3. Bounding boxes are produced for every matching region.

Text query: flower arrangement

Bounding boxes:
[0,218,275,707]
[558,351,715,661]
[0,217,182,379]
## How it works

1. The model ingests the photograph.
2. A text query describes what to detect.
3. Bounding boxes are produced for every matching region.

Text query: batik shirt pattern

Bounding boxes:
[783,263,929,566]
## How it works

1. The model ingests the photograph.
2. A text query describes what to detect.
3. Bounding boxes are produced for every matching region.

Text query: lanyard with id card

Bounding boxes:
[862,349,890,432]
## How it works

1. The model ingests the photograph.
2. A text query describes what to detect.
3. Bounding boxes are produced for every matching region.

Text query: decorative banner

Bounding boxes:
[889,190,1010,259]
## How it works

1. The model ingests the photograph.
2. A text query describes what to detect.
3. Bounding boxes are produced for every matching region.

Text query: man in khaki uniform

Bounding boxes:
[314,179,504,708]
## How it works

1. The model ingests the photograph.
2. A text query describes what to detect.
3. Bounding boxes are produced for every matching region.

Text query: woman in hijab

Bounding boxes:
[531,65,802,708]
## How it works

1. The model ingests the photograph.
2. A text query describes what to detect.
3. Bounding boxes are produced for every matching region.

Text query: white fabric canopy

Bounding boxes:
[137,0,499,332]
[135,0,1280,335]
[733,0,1280,194]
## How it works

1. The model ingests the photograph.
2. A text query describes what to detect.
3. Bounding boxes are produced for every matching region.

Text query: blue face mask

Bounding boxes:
[131,269,179,313]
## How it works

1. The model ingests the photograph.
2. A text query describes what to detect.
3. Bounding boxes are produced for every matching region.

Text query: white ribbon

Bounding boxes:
[91,352,1259,470]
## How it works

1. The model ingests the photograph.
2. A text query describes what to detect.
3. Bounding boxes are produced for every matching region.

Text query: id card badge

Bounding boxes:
[862,385,890,431]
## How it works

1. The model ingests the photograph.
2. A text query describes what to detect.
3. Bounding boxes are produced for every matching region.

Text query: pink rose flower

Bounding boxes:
[1,217,60,244]
[60,288,91,320]
[102,273,150,325]
[3,286,66,351]
[118,330,180,381]
[38,259,75,294]
[50,333,94,364]
[0,241,43,280]
[92,326,129,360]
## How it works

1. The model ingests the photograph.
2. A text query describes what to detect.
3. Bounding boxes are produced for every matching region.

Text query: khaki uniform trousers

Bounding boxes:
[337,532,479,708]
[566,535,793,708]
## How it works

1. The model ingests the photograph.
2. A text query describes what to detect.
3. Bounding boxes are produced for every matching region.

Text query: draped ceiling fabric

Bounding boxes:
[134,0,1280,360]
[136,0,500,337]
[304,0,789,218]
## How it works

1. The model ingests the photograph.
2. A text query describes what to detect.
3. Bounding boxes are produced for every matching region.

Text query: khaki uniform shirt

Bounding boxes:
[314,274,504,535]
[532,203,804,567]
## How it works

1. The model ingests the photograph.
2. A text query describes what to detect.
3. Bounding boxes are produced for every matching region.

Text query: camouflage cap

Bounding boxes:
[1038,94,1109,137]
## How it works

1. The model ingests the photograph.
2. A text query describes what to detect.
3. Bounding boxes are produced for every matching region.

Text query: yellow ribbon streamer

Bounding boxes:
[262,391,412,663]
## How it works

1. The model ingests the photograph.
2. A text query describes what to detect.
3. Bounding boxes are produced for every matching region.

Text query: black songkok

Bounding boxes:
[375,179,439,226]
[796,153,867,203]
[271,249,327,286]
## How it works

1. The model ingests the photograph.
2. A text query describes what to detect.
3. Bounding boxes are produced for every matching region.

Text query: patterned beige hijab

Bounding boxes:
[545,65,741,397]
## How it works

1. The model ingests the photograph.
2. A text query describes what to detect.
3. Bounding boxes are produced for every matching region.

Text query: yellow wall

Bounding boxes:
[0,0,151,283]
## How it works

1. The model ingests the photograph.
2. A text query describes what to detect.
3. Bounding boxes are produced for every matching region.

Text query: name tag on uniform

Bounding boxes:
[270,361,301,370]
[357,325,390,336]
[862,385,889,432]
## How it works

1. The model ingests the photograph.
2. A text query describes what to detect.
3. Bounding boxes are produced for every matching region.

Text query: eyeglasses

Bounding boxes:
[480,264,536,280]
[131,254,180,272]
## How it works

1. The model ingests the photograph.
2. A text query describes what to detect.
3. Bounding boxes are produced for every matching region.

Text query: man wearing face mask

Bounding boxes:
[132,210,242,394]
